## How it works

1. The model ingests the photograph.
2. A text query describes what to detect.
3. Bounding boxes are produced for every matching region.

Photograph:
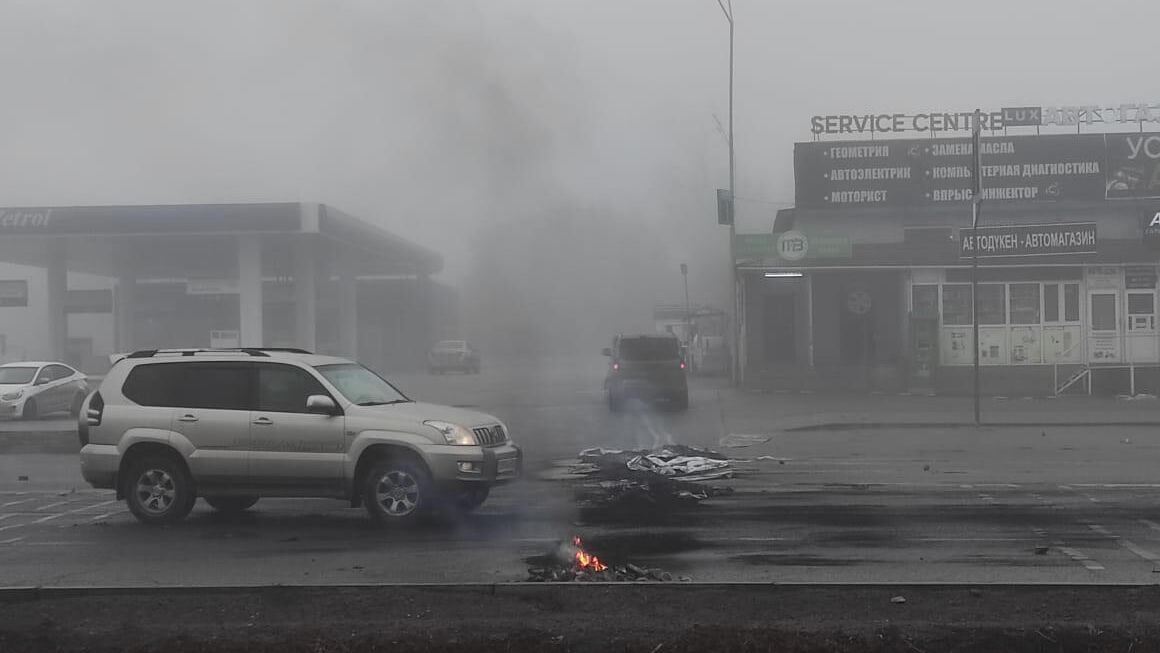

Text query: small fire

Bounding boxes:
[572,535,608,572]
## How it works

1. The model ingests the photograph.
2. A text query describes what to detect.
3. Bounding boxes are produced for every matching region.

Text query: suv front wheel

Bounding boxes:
[124,455,196,525]
[363,458,432,525]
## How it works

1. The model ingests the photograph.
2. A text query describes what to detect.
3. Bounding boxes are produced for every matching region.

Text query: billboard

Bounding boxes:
[795,132,1160,209]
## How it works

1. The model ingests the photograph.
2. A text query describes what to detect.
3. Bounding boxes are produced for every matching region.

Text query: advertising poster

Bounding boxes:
[1009,327,1042,364]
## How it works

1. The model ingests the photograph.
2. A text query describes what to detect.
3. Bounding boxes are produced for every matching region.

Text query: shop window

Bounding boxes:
[911,285,938,319]
[978,285,1006,325]
[1064,284,1079,322]
[1009,283,1040,325]
[1044,283,1059,322]
[942,285,972,325]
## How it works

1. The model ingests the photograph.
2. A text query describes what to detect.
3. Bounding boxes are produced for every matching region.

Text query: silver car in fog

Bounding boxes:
[0,361,89,420]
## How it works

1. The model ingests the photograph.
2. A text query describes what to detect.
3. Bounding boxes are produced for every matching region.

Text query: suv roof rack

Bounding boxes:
[124,347,313,359]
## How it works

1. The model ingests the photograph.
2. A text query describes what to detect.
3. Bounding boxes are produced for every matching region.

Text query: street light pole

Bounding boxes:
[681,263,692,348]
[970,108,983,425]
[716,0,738,385]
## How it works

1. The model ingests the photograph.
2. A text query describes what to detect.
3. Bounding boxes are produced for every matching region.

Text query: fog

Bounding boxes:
[0,0,1154,356]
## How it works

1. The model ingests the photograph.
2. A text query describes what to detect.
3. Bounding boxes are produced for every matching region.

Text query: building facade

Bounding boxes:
[737,129,1160,396]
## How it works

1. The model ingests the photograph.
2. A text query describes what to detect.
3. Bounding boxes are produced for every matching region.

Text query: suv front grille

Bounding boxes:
[472,425,506,447]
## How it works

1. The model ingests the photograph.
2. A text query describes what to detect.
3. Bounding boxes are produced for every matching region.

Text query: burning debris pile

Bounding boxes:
[569,445,734,508]
[526,536,686,582]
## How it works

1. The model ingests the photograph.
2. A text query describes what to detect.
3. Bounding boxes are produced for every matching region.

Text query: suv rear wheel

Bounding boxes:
[363,458,432,525]
[203,495,259,513]
[124,455,196,525]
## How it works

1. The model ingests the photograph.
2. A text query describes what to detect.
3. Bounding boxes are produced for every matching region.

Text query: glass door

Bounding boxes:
[1088,291,1121,363]
[1126,290,1158,363]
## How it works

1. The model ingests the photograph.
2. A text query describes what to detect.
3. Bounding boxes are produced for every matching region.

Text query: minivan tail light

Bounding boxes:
[612,362,619,372]
[680,361,686,370]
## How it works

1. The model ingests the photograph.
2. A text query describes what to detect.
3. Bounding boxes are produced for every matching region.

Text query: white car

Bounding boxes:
[0,362,89,420]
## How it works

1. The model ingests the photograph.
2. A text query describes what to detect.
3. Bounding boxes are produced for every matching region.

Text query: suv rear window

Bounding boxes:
[122,363,180,407]
[618,337,680,361]
[122,362,255,410]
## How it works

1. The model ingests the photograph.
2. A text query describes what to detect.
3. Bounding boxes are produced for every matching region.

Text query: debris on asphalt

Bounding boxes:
[526,536,683,583]
[890,595,907,604]
[719,433,771,448]
[570,445,735,508]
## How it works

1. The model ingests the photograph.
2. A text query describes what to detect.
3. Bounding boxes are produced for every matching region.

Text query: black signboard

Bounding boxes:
[959,223,1097,258]
[796,133,1160,209]
[1105,133,1160,199]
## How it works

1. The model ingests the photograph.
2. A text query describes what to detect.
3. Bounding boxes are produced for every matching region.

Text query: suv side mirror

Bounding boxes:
[601,348,612,357]
[306,394,339,415]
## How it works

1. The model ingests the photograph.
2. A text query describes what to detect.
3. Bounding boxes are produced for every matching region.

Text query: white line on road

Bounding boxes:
[0,514,19,522]
[1088,523,1160,563]
[35,501,72,512]
[1141,519,1160,533]
[1059,546,1105,571]
[0,498,34,509]
[0,536,25,545]
[87,512,118,523]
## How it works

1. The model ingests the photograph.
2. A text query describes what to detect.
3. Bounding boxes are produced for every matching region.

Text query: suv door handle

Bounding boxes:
[177,414,199,423]
[252,416,273,426]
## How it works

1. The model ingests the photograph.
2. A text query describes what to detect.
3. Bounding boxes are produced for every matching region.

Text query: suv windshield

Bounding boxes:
[315,363,410,406]
[619,338,680,361]
[0,367,37,384]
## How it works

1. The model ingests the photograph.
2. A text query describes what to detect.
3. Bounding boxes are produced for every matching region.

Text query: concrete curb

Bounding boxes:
[784,421,1160,432]
[4,581,1160,601]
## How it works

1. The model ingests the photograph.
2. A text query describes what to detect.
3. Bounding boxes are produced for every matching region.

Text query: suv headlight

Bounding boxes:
[1,390,23,401]
[424,420,476,446]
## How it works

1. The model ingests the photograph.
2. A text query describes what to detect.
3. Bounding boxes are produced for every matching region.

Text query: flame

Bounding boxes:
[572,536,608,572]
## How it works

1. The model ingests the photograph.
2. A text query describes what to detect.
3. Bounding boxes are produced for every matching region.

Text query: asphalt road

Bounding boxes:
[4,358,1160,587]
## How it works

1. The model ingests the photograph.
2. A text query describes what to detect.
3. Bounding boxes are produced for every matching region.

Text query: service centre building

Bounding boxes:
[737,106,1160,396]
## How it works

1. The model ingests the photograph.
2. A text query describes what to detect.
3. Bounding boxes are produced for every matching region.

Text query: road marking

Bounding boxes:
[0,536,25,545]
[1088,523,1160,563]
[32,503,113,525]
[87,511,118,522]
[1059,485,1074,491]
[35,500,72,512]
[1121,540,1160,563]
[0,514,19,522]
[0,498,34,508]
[1140,519,1160,533]
[1059,546,1105,571]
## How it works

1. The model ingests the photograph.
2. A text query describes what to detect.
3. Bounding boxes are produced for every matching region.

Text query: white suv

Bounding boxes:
[78,348,521,525]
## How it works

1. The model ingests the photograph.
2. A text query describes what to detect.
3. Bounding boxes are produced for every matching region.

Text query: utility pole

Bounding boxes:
[681,263,692,350]
[715,0,738,385]
[971,108,983,425]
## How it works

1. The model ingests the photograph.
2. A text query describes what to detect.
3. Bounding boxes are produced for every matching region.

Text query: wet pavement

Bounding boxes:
[3,358,1160,587]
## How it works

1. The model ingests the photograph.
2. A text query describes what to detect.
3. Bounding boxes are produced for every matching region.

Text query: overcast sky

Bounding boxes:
[0,0,1155,336]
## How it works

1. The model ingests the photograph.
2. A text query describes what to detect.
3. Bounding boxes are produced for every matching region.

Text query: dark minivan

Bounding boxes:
[602,334,688,412]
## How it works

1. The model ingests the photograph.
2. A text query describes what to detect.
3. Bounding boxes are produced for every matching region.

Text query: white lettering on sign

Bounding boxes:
[1020,162,1101,176]
[829,167,911,181]
[932,166,971,179]
[1151,212,1160,228]
[827,190,889,203]
[931,142,1015,157]
[827,145,890,159]
[0,209,52,229]
[1125,135,1160,160]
